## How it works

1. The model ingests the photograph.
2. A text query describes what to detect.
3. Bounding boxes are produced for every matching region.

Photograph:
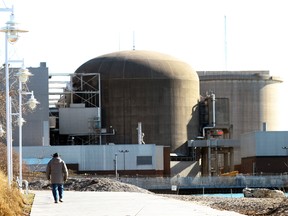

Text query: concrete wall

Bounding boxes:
[75,51,200,155]
[101,78,199,155]
[13,62,49,147]
[241,131,288,158]
[198,71,288,139]
[170,161,200,177]
[240,132,257,158]
[15,144,164,172]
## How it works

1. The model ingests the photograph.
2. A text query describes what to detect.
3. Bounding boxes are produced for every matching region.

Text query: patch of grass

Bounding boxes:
[0,142,35,215]
[22,193,35,216]
[0,174,22,216]
[0,170,35,216]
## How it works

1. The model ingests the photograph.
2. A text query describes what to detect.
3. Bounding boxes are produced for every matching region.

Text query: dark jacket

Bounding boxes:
[46,157,68,184]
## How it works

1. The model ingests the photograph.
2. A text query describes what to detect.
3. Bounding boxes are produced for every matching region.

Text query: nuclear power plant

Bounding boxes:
[73,50,199,154]
[9,50,288,176]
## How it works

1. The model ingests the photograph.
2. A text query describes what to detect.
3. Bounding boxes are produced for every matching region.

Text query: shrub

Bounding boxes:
[0,142,29,179]
[0,170,24,216]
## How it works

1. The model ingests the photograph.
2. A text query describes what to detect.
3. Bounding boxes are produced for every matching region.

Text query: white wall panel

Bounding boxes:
[59,107,100,134]
[19,144,162,172]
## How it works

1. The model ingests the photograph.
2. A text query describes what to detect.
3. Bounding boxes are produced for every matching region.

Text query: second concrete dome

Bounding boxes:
[75,50,199,154]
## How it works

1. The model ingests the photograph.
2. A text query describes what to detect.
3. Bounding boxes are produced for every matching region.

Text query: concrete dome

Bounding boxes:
[75,50,200,154]
[75,50,199,80]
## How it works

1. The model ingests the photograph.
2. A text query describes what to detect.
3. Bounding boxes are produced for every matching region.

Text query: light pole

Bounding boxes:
[114,153,118,179]
[0,6,13,187]
[15,65,38,189]
[0,11,28,186]
[282,146,288,172]
[119,150,129,170]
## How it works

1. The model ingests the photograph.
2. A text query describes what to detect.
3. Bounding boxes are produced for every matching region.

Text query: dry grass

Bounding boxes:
[22,193,35,216]
[0,142,35,216]
[0,170,25,216]
[0,142,29,177]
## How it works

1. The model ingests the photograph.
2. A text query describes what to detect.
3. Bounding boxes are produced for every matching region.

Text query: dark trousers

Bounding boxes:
[52,184,64,202]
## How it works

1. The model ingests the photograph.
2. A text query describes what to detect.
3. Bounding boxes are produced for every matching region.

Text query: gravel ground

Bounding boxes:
[162,194,288,216]
[28,177,288,216]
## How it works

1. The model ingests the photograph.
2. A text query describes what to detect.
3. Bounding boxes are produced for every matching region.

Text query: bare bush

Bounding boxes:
[0,170,24,216]
[0,142,29,179]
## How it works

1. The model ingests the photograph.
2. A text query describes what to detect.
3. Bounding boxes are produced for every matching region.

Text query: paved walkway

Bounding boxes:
[30,191,244,216]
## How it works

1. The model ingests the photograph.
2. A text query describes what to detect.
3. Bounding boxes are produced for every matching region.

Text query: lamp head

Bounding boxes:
[16,66,32,83]
[0,13,28,44]
[17,117,26,126]
[7,30,18,43]
[27,92,39,110]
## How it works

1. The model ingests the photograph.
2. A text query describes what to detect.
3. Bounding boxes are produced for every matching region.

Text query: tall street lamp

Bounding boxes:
[15,65,38,189]
[114,153,118,179]
[0,11,28,186]
[0,6,13,186]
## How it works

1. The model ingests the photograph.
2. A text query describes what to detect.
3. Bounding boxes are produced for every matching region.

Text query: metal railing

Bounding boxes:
[119,175,288,190]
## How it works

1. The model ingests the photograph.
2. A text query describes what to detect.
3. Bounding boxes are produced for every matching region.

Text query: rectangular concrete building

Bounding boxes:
[241,131,288,174]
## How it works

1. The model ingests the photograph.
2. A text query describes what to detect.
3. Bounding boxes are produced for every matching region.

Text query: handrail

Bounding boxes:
[16,177,29,194]
[119,175,288,190]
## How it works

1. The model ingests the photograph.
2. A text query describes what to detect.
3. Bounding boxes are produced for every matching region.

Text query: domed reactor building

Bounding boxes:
[71,50,200,154]
[197,71,286,139]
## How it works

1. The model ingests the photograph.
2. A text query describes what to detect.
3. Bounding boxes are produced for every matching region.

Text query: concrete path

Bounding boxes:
[30,190,245,216]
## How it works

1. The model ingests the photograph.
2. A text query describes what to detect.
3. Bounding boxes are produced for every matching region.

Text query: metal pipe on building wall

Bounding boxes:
[137,122,142,145]
[202,93,216,138]
[98,74,102,145]
[212,93,216,126]
[115,153,118,179]
[207,140,211,177]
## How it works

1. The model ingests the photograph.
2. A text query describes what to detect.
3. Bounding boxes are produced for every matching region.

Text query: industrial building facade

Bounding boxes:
[4,50,288,176]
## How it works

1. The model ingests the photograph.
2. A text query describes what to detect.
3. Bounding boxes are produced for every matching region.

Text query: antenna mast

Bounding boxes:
[133,31,135,50]
[118,32,121,51]
[224,15,227,70]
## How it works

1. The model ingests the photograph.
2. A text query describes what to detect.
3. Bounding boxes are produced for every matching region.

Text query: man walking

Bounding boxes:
[46,153,68,203]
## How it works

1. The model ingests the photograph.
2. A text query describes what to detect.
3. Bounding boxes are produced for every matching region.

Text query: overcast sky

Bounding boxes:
[1,0,288,80]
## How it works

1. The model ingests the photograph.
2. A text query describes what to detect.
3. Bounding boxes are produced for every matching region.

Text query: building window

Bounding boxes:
[137,156,152,165]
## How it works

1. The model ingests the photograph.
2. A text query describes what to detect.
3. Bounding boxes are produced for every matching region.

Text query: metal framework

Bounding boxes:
[49,73,102,145]
[49,73,100,107]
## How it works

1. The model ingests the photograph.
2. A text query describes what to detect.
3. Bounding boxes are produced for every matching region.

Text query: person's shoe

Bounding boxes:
[59,199,63,202]
[55,201,58,203]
